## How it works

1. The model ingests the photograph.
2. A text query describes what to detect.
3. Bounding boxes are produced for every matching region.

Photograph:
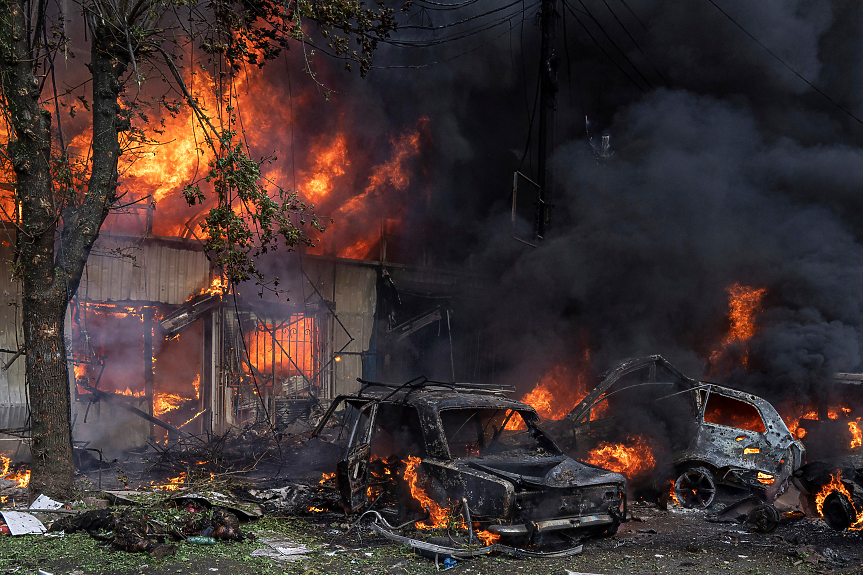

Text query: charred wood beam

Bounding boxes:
[78,381,189,438]
[384,308,442,343]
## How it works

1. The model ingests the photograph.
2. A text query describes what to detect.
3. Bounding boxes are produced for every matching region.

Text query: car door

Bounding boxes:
[336,400,378,512]
[693,387,771,471]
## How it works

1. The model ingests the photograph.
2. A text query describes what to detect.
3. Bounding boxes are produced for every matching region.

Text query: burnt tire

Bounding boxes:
[674,466,716,509]
[823,491,856,531]
[744,504,780,533]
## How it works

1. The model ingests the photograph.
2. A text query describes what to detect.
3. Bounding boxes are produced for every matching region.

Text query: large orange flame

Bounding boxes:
[150,472,187,492]
[402,456,460,529]
[709,283,767,371]
[0,456,30,488]
[301,133,349,204]
[506,359,592,430]
[246,317,315,379]
[153,392,191,417]
[475,530,500,546]
[586,436,656,478]
[850,420,862,449]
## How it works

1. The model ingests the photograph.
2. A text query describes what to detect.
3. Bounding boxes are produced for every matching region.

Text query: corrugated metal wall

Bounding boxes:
[78,236,210,304]
[303,260,377,398]
[0,240,25,437]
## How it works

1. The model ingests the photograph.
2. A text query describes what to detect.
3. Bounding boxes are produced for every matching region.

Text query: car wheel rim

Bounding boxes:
[674,468,716,509]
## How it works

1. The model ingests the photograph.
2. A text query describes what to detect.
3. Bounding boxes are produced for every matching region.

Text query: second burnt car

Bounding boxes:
[312,377,627,548]
[548,355,805,509]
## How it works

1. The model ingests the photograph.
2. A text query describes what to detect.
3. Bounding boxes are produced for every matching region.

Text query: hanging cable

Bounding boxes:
[703,0,863,127]
[599,0,669,88]
[575,0,654,90]
[562,0,646,93]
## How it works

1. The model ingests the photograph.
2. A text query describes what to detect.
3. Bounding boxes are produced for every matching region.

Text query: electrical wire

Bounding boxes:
[383,1,540,47]
[598,0,669,88]
[703,0,863,127]
[616,0,647,32]
[575,0,654,90]
[373,21,520,68]
[562,0,646,93]
[400,0,529,30]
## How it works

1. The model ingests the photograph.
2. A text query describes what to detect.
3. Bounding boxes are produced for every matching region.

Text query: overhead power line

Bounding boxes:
[704,0,863,127]
[562,0,647,93]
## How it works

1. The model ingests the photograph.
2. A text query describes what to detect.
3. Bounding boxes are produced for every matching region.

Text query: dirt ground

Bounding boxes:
[2,499,861,575]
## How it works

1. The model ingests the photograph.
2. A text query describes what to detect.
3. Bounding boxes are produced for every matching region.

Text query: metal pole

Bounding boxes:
[536,0,559,240]
[143,307,155,442]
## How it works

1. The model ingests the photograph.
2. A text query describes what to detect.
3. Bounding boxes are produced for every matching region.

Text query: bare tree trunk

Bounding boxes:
[1,0,74,499]
[1,1,128,499]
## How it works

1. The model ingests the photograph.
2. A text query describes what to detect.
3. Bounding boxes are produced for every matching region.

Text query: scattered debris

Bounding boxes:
[29,494,64,511]
[250,532,312,562]
[0,511,46,535]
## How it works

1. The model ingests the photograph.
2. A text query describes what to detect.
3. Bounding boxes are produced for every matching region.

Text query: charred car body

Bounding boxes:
[549,356,805,508]
[313,378,627,548]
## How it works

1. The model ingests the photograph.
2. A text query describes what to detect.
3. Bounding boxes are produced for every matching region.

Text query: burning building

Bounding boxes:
[0,206,495,456]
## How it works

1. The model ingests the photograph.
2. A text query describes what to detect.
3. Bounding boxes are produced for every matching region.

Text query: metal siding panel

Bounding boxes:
[0,240,24,428]
[79,237,210,305]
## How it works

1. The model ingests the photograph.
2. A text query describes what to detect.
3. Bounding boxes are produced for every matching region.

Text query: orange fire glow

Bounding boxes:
[586,436,656,479]
[402,456,459,529]
[506,360,592,431]
[308,506,324,513]
[0,456,29,488]
[151,472,187,491]
[204,276,227,296]
[476,530,500,546]
[815,472,863,530]
[709,283,767,370]
[784,408,818,438]
[116,387,145,398]
[319,472,336,485]
[782,404,861,449]
[246,316,315,379]
[335,119,429,259]
[153,393,190,417]
[757,472,774,485]
[850,420,862,449]
[669,480,681,505]
[301,133,349,204]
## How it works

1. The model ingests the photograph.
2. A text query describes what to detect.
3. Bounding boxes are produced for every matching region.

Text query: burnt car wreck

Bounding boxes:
[311,377,627,555]
[549,356,805,510]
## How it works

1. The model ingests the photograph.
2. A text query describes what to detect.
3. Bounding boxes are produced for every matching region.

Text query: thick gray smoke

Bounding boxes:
[327,0,863,405]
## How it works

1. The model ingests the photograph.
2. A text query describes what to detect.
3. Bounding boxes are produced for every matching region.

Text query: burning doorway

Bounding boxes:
[222,302,326,432]
[70,301,206,450]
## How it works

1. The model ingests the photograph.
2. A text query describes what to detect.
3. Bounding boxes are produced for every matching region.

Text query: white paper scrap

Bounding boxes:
[29,494,64,511]
[0,511,47,535]
[250,534,312,563]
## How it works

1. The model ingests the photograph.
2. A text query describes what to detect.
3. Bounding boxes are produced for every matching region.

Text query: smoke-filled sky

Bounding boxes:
[327,0,863,404]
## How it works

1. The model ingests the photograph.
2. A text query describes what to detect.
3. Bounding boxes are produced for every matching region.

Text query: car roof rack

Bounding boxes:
[357,376,516,399]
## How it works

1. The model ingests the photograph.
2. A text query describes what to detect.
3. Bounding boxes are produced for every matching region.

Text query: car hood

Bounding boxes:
[456,455,625,489]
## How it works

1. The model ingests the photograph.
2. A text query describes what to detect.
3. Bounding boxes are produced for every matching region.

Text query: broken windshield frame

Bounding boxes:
[439,407,559,458]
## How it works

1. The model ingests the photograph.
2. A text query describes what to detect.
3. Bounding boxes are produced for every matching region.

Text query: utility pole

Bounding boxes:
[535,0,559,240]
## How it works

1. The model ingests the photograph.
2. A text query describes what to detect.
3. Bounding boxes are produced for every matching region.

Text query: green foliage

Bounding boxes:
[200,0,396,77]
[183,124,323,289]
